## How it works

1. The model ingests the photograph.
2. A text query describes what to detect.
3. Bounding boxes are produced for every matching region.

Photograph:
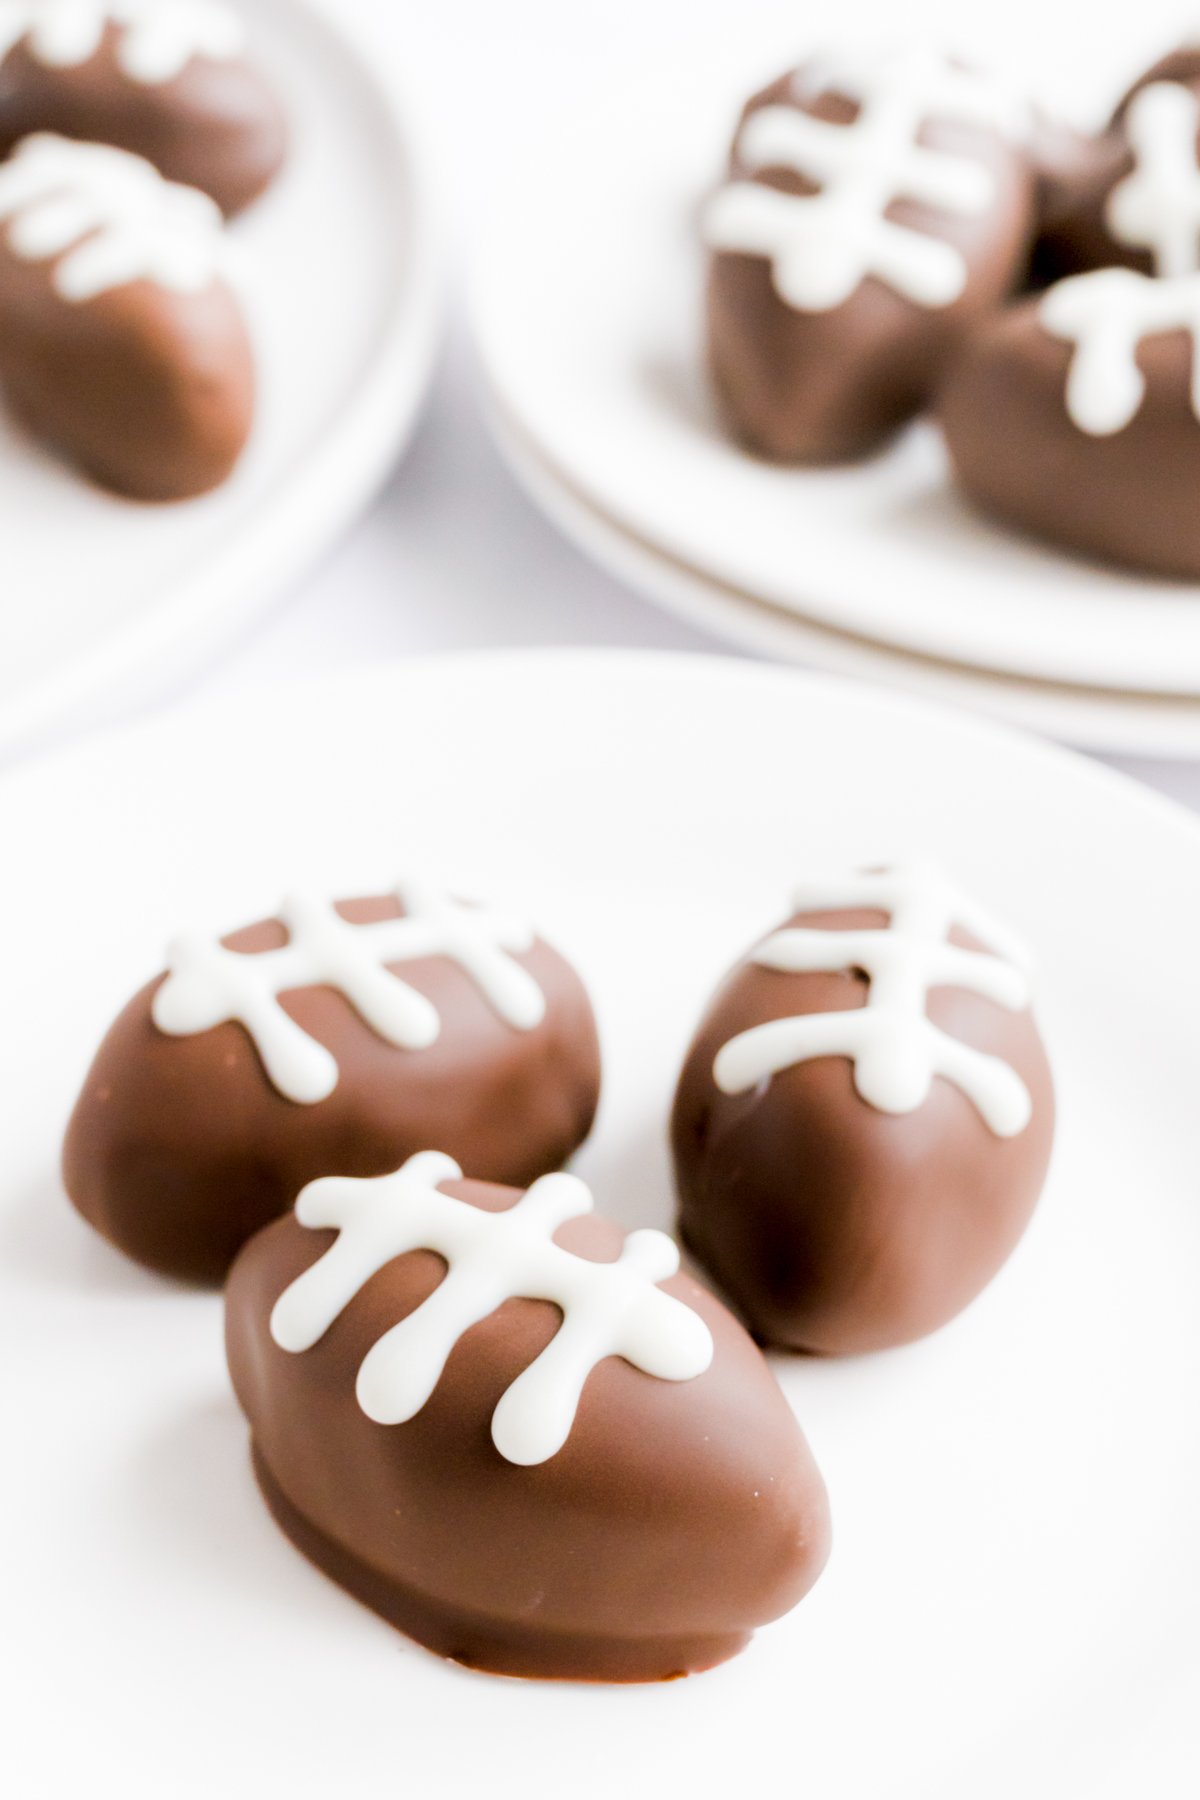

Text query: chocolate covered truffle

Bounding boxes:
[64,879,602,1284]
[1118,44,1200,115]
[226,1152,831,1681]
[0,0,286,216]
[1033,76,1200,284]
[701,45,1036,461]
[0,132,253,499]
[940,266,1200,576]
[671,865,1055,1355]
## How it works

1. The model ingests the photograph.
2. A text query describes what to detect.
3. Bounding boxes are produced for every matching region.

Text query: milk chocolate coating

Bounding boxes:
[940,296,1200,578]
[0,238,254,499]
[706,67,1036,462]
[1024,110,1121,289]
[63,897,602,1285]
[1029,76,1200,285]
[671,908,1054,1354]
[0,25,286,216]
[226,1176,831,1681]
[1115,48,1200,119]
[1029,51,1200,284]
[1028,130,1141,284]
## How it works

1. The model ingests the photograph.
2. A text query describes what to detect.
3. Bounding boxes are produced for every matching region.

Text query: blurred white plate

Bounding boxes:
[2,651,1197,1798]
[0,0,441,762]
[471,46,1200,699]
[489,396,1200,758]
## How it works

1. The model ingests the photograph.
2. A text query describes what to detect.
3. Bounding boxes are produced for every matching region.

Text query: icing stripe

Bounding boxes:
[271,1153,715,1466]
[0,134,225,301]
[1041,266,1200,436]
[0,0,245,86]
[152,878,548,1105]
[712,863,1034,1136]
[702,46,1024,312]
[1107,82,1200,280]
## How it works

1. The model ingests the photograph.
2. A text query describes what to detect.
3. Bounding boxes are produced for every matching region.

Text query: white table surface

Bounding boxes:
[18,0,1200,817]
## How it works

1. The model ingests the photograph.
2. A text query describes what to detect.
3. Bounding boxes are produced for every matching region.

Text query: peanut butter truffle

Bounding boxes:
[1033,73,1200,284]
[64,879,602,1283]
[671,864,1055,1355]
[0,132,254,499]
[0,0,286,216]
[226,1153,831,1681]
[940,267,1200,577]
[701,45,1036,461]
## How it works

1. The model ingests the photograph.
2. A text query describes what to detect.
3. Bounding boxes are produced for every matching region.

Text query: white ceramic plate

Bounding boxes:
[2,651,1198,1797]
[0,0,441,762]
[471,33,1200,698]
[489,396,1200,759]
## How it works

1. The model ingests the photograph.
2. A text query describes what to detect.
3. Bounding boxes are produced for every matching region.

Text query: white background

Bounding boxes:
[24,0,1198,810]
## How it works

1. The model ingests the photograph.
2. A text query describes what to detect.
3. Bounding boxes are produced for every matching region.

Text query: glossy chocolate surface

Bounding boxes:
[226,1175,831,1681]
[672,907,1055,1354]
[63,896,602,1283]
[707,66,1035,461]
[0,24,286,215]
[0,244,254,499]
[940,297,1200,578]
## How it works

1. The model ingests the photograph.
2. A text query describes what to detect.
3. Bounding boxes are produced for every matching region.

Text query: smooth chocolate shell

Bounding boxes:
[63,897,602,1284]
[671,907,1055,1354]
[1025,113,1129,288]
[1030,53,1200,285]
[1029,87,1200,284]
[0,24,286,216]
[0,244,254,499]
[1115,48,1200,119]
[225,1176,831,1681]
[940,295,1200,577]
[706,67,1036,462]
[1028,131,1143,283]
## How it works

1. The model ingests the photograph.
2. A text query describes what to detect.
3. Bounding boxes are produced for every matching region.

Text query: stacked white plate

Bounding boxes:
[471,45,1200,757]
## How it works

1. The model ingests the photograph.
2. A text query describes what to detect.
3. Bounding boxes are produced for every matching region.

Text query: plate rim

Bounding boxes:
[483,390,1200,761]
[8,643,1200,855]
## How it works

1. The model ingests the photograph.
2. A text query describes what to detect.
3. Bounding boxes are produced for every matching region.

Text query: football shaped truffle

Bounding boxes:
[226,1153,832,1681]
[701,45,1036,461]
[1033,75,1200,284]
[63,879,602,1284]
[671,865,1055,1355]
[940,266,1200,576]
[1118,44,1200,114]
[0,0,286,216]
[0,133,253,499]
